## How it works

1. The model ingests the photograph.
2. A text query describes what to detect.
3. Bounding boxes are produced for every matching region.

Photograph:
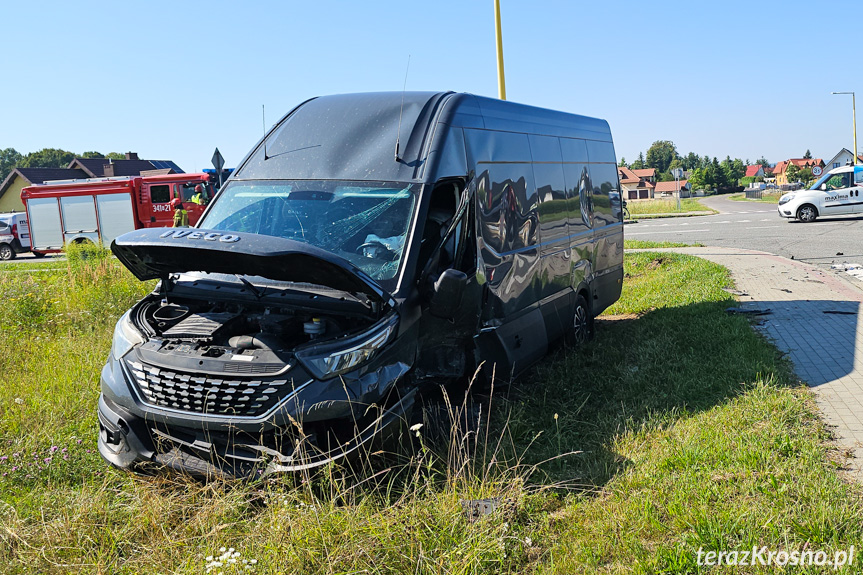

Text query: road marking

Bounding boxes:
[747,226,782,230]
[627,229,710,235]
[738,219,751,223]
[760,218,772,222]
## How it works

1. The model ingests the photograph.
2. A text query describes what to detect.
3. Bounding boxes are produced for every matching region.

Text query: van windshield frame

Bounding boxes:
[198,179,420,292]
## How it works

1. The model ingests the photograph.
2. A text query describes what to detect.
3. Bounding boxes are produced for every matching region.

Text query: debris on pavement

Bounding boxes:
[722,288,749,296]
[726,307,772,316]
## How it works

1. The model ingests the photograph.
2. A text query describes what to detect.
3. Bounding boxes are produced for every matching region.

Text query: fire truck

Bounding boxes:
[21,173,215,254]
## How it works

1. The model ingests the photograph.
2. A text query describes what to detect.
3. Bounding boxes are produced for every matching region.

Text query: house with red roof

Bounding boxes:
[654,179,691,198]
[773,158,825,186]
[618,166,656,200]
[744,165,765,178]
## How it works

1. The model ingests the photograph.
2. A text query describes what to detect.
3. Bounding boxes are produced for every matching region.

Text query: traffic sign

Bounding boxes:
[812,166,823,176]
[211,148,225,172]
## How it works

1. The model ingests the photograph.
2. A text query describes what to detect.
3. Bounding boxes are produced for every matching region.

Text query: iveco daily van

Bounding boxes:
[98,92,624,477]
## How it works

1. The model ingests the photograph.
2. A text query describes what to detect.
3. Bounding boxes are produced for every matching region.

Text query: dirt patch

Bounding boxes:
[646,257,665,270]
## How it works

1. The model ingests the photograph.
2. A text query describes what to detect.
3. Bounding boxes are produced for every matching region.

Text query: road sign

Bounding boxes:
[671,167,685,179]
[812,166,823,176]
[211,148,225,172]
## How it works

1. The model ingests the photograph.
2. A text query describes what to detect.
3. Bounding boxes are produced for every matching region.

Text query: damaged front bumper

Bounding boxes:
[97,354,415,479]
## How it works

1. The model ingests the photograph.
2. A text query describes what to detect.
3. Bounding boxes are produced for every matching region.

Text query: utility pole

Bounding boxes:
[494,0,506,100]
[832,91,858,165]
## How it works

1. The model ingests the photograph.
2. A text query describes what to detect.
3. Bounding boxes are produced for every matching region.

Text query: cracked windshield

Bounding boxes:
[200,180,417,286]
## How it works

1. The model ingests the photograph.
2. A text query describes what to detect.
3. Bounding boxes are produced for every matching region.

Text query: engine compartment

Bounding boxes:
[129,295,372,374]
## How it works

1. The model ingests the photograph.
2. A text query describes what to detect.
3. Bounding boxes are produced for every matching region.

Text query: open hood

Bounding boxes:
[111,228,392,304]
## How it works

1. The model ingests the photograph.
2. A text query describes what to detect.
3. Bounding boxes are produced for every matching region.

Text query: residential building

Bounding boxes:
[772,158,825,187]
[654,179,691,198]
[0,168,89,212]
[744,165,765,178]
[824,148,863,170]
[618,166,656,200]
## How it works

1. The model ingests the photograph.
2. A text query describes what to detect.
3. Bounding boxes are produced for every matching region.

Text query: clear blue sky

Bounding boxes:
[1,0,858,171]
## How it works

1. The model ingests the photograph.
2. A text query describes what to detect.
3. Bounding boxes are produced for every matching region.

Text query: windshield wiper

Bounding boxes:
[235,275,267,299]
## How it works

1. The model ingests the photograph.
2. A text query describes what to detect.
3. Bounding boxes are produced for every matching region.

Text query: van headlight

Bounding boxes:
[111,312,144,360]
[296,315,397,379]
[778,194,795,205]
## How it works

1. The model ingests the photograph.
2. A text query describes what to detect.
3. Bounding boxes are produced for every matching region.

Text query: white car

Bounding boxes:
[0,212,32,260]
[778,165,863,222]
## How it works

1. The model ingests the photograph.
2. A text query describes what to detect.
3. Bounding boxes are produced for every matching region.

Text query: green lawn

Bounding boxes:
[623,240,704,249]
[728,192,782,204]
[1,249,861,573]
[627,198,716,216]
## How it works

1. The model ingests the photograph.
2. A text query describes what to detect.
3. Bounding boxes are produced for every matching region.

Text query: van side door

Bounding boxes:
[819,171,855,216]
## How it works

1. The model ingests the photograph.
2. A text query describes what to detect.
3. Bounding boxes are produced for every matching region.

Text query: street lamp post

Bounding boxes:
[832,91,858,165]
[494,0,506,100]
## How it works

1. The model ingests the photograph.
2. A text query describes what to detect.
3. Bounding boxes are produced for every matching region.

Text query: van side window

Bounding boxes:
[477,164,537,254]
[587,163,621,226]
[150,185,171,204]
[825,173,852,191]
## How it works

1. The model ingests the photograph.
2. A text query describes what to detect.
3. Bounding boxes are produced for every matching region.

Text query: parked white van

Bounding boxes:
[778,165,863,222]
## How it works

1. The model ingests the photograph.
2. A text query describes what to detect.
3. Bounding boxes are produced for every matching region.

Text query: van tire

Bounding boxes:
[31,251,46,259]
[568,293,593,347]
[0,244,15,260]
[796,204,817,223]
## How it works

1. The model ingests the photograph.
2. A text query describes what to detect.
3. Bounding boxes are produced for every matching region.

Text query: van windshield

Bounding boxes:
[198,180,418,289]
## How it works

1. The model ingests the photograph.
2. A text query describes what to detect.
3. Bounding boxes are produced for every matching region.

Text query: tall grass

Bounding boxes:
[1,250,861,573]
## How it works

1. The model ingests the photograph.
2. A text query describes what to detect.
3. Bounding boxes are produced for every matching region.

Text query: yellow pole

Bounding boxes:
[494,0,506,100]
[853,92,858,165]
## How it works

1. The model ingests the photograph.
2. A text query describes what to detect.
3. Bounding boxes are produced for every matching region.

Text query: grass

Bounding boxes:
[627,198,716,216]
[623,240,704,250]
[0,257,66,272]
[728,192,782,204]
[1,248,862,573]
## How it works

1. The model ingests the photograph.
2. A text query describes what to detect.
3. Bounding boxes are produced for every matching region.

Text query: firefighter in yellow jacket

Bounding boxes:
[171,198,189,227]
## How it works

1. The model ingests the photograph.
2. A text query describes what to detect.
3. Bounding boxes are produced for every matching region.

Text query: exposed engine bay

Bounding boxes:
[128,295,372,376]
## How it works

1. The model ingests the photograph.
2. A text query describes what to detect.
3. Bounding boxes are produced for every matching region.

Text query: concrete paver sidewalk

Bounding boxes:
[645,246,863,478]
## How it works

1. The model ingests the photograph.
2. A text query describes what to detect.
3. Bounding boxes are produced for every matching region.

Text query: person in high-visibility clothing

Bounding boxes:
[171,198,189,227]
[191,184,207,205]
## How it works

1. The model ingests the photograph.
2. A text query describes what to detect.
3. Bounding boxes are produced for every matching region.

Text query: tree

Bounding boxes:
[786,163,801,183]
[0,148,22,183]
[618,157,627,167]
[712,157,729,189]
[646,140,678,174]
[106,152,125,160]
[19,148,76,169]
[756,157,770,167]
[630,152,646,170]
[81,151,105,158]
[683,152,704,171]
[803,149,812,159]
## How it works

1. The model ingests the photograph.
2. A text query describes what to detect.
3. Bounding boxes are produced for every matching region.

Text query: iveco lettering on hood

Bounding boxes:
[98,92,624,478]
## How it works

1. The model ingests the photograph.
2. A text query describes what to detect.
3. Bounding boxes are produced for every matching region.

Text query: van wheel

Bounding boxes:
[31,251,46,259]
[796,204,817,223]
[568,294,593,347]
[0,244,15,261]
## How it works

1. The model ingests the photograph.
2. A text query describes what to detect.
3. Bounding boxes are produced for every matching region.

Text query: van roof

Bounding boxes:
[233,92,613,184]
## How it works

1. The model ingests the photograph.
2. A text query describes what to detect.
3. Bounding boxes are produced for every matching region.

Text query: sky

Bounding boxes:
[1,0,859,172]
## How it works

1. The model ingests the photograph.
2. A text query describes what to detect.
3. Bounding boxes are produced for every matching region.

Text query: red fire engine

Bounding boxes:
[21,173,214,254]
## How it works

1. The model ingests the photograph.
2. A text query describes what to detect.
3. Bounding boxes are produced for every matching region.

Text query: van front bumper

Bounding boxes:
[97,354,415,478]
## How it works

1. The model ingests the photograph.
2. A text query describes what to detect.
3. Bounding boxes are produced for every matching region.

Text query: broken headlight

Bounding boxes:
[111,311,144,360]
[296,315,397,379]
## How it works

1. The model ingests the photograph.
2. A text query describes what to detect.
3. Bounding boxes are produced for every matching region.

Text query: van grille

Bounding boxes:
[124,360,292,417]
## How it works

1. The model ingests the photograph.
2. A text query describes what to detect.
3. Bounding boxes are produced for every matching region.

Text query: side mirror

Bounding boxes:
[430,269,467,318]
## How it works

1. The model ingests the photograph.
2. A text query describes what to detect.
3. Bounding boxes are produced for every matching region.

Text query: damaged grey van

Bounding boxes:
[98,92,623,477]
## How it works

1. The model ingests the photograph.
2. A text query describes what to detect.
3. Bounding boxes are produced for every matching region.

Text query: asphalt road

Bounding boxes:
[626,195,863,270]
